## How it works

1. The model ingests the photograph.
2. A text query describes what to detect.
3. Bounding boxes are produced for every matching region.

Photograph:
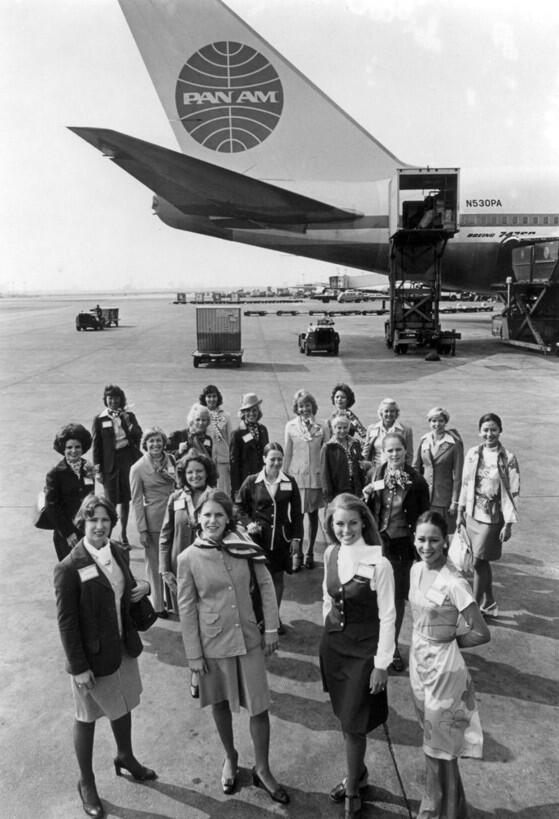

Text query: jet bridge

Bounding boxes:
[385,168,461,355]
[491,239,559,354]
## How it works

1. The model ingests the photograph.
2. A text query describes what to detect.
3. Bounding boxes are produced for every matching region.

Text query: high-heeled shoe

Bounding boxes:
[221,754,239,795]
[113,756,157,781]
[303,554,315,570]
[345,793,362,818]
[77,781,104,818]
[329,766,368,803]
[251,766,290,804]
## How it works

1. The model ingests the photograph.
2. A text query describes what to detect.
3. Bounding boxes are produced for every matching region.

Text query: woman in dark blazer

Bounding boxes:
[45,423,96,560]
[54,495,156,819]
[230,393,269,498]
[237,442,303,631]
[91,384,142,547]
[364,431,429,672]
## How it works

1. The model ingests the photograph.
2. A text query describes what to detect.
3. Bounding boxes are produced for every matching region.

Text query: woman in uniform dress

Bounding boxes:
[320,412,366,504]
[320,494,395,819]
[54,495,156,819]
[457,413,520,616]
[237,442,303,631]
[410,511,490,819]
[130,426,176,617]
[229,393,269,498]
[364,432,429,672]
[283,389,327,570]
[45,423,95,560]
[177,490,289,804]
[199,384,232,495]
[413,407,464,534]
[91,385,142,547]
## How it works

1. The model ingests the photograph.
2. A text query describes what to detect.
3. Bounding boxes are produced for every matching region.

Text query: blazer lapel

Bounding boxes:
[71,541,112,590]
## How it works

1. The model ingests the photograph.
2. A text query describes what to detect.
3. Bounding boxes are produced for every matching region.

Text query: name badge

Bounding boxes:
[426,587,446,606]
[280,481,292,491]
[84,479,94,486]
[102,420,112,429]
[356,563,376,580]
[242,433,253,443]
[78,565,99,582]
[174,498,186,511]
[373,479,385,491]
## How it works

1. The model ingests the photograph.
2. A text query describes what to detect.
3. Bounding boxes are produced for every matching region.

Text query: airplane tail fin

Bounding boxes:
[118,0,402,185]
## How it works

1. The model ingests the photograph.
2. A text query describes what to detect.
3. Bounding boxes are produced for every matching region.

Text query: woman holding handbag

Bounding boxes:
[44,423,96,560]
[320,494,395,818]
[54,495,155,819]
[177,490,289,804]
[457,413,520,617]
[410,511,490,818]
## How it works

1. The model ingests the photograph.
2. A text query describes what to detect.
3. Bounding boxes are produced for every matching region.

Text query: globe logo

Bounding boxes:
[175,41,284,153]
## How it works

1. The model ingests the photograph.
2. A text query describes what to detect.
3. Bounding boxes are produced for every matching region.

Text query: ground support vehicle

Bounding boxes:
[298,317,340,356]
[193,307,243,367]
[384,168,461,356]
[491,239,559,355]
[75,312,104,331]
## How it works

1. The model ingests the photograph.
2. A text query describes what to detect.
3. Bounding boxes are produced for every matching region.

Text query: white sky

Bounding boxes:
[2,0,559,294]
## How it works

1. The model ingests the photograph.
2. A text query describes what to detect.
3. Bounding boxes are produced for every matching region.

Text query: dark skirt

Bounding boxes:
[319,628,387,734]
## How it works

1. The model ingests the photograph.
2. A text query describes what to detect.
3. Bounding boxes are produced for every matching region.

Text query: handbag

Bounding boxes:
[130,594,158,631]
[366,686,389,732]
[248,559,264,633]
[448,524,474,575]
[33,490,54,530]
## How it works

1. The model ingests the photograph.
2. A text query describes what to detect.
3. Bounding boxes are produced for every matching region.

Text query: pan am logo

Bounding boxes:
[175,41,283,152]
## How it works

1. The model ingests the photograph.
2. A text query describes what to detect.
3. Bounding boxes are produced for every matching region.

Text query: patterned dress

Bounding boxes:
[409,561,483,761]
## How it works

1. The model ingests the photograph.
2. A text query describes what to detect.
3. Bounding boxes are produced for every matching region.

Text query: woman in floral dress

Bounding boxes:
[410,510,490,819]
[199,384,232,495]
[457,413,520,617]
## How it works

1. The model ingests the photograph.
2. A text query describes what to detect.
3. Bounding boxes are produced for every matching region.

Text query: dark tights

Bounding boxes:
[74,712,136,787]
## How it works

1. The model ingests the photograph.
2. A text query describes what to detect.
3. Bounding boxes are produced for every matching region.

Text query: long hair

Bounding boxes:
[324,493,381,545]
[198,489,237,533]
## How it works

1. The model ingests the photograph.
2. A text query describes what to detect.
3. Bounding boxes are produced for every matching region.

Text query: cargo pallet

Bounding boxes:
[193,307,243,368]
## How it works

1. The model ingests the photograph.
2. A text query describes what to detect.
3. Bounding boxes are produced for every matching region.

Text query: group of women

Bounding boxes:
[46,381,519,819]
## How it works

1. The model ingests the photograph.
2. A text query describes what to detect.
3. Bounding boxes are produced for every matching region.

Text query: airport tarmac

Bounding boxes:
[1,295,558,819]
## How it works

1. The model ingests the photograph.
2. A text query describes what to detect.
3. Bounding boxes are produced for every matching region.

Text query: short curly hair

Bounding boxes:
[292,389,318,415]
[103,384,126,408]
[331,383,355,408]
[53,423,92,455]
[199,384,224,406]
[176,449,217,489]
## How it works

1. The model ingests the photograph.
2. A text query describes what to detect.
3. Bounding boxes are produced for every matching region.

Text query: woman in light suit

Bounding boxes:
[54,495,155,819]
[363,398,413,469]
[177,490,289,804]
[413,407,463,534]
[130,427,176,617]
[283,389,327,570]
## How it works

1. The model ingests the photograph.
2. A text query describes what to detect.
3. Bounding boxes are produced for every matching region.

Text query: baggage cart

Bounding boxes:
[193,307,243,368]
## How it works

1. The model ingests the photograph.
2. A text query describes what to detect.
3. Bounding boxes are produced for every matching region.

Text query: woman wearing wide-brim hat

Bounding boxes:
[229,393,269,499]
[45,423,96,560]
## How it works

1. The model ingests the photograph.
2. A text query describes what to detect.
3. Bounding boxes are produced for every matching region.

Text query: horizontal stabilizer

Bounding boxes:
[69,128,359,226]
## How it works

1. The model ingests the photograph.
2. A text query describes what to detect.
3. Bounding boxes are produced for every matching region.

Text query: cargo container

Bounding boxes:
[193,307,243,368]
